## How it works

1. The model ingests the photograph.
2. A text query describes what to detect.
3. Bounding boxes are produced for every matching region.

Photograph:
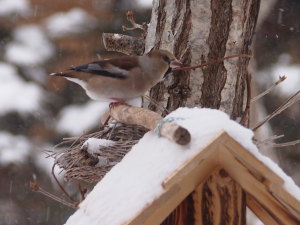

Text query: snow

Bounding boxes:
[247,208,264,225]
[83,138,116,166]
[43,8,97,38]
[0,62,43,114]
[65,107,300,225]
[0,0,30,17]
[113,34,121,39]
[257,54,300,96]
[0,132,31,166]
[83,138,115,156]
[5,25,54,66]
[56,101,109,136]
[136,0,153,8]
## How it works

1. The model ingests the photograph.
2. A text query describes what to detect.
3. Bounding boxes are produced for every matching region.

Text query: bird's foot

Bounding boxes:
[109,98,130,109]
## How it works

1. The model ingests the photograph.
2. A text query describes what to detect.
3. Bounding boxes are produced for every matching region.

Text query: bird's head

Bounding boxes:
[147,49,182,68]
[145,49,183,79]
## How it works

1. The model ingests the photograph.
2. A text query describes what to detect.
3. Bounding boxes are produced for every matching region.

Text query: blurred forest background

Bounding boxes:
[0,0,299,224]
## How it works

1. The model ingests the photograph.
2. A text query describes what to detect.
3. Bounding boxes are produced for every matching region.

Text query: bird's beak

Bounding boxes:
[170,58,183,69]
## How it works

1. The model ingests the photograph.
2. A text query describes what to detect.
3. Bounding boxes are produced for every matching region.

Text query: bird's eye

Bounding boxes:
[162,55,170,63]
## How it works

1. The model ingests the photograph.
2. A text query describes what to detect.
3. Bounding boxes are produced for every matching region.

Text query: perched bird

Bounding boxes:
[50,49,182,102]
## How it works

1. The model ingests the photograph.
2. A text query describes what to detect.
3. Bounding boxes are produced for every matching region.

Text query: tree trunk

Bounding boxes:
[146,0,259,119]
[145,0,260,224]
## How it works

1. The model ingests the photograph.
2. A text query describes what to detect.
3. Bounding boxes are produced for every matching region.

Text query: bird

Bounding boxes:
[49,49,182,103]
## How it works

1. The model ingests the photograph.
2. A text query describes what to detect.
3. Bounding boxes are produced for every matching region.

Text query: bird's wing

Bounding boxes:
[69,56,139,80]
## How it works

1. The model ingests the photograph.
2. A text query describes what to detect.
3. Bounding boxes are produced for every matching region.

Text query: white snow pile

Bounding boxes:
[43,8,97,38]
[65,107,300,225]
[0,0,30,17]
[257,54,300,96]
[0,62,43,114]
[83,138,115,156]
[82,138,115,166]
[0,132,32,166]
[56,101,109,136]
[5,25,54,66]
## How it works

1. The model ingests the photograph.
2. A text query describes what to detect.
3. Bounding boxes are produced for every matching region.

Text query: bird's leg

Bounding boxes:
[99,99,130,130]
[109,98,130,107]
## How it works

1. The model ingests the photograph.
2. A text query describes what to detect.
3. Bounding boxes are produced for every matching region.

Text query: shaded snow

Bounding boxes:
[0,132,31,166]
[56,101,109,136]
[257,54,300,96]
[43,8,97,38]
[0,63,43,114]
[65,107,300,225]
[5,25,54,65]
[82,138,116,166]
[0,0,30,17]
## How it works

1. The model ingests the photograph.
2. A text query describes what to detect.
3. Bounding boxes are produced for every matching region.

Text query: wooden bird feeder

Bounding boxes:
[66,130,300,225]
[124,132,300,225]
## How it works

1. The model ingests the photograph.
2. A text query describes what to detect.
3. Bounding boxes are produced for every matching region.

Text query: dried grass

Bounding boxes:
[47,123,148,183]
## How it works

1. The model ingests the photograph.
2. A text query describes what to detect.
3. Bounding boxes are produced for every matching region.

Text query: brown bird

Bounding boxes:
[50,49,182,102]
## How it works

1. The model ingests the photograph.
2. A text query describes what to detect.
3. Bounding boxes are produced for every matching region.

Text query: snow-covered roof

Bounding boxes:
[65,107,300,225]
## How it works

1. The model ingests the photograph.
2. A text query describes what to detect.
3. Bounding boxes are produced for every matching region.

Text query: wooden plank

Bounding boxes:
[125,132,226,225]
[124,131,300,225]
[193,168,246,225]
[247,194,282,225]
[221,134,300,221]
[160,194,194,225]
[219,140,300,225]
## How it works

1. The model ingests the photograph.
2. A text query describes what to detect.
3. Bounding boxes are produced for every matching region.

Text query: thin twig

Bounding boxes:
[30,181,77,209]
[251,75,287,103]
[51,164,77,203]
[272,139,300,148]
[255,134,284,148]
[122,11,147,33]
[70,133,86,148]
[144,95,170,114]
[252,90,300,131]
[173,54,253,71]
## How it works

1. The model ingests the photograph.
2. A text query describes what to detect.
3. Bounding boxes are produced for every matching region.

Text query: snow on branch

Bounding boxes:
[102,33,145,55]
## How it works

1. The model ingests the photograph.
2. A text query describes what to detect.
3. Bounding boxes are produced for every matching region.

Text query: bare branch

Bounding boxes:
[109,104,191,145]
[272,139,300,148]
[251,75,287,103]
[255,134,284,148]
[30,181,78,209]
[252,90,300,131]
[52,164,77,203]
[102,33,145,55]
[122,11,147,33]
[173,54,253,71]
